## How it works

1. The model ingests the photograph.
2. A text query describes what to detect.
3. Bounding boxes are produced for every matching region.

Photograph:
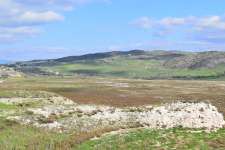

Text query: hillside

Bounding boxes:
[8,50,225,79]
[0,66,22,78]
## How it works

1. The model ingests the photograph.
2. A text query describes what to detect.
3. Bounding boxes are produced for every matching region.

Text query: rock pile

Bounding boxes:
[3,95,224,132]
[138,102,225,130]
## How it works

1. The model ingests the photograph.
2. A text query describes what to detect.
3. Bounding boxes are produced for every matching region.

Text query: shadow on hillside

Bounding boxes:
[70,69,128,77]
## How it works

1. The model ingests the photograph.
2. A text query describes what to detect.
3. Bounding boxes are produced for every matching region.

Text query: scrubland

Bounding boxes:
[0,76,224,149]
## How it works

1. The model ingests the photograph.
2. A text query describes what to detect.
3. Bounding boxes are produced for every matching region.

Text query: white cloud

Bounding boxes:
[19,11,64,24]
[0,0,108,42]
[14,0,109,10]
[159,17,188,26]
[0,27,40,35]
[132,15,225,30]
[0,26,40,42]
[196,16,225,30]
[132,17,189,29]
[0,0,64,42]
[132,17,154,29]
[132,15,225,44]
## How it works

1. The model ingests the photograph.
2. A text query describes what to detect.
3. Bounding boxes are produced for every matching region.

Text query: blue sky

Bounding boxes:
[1,0,225,60]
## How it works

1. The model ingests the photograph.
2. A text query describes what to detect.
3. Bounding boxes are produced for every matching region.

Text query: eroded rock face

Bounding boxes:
[1,94,224,133]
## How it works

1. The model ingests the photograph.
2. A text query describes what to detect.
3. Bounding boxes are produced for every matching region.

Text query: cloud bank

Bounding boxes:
[0,0,106,42]
[132,15,225,45]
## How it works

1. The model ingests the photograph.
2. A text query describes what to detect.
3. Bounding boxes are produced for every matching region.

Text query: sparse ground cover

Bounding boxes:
[0,118,70,150]
[1,76,225,115]
[0,93,224,150]
[0,118,224,150]
[0,77,225,149]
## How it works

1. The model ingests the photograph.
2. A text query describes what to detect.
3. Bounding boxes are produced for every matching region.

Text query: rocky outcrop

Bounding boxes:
[2,94,224,133]
[164,51,225,69]
[138,102,225,130]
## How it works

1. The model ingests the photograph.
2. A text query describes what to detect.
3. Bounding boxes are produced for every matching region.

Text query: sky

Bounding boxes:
[1,0,225,61]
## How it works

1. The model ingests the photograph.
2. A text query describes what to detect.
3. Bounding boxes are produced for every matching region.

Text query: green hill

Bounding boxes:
[8,50,225,80]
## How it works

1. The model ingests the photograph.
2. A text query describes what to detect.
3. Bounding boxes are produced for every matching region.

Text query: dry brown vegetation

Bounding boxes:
[0,76,225,149]
[1,76,225,115]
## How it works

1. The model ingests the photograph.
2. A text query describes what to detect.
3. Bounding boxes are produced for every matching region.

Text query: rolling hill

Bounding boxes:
[7,50,225,79]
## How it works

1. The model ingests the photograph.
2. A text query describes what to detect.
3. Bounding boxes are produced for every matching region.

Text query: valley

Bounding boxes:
[0,50,225,149]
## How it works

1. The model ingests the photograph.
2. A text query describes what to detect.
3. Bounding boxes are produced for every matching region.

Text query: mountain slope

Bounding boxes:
[8,50,225,79]
[0,66,22,78]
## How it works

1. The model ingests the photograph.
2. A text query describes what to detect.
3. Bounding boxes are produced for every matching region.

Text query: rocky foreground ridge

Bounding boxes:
[0,91,224,133]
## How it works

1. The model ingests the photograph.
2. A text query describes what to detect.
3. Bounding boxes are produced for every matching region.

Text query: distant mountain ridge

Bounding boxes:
[7,50,225,79]
[56,50,147,62]
[12,50,148,66]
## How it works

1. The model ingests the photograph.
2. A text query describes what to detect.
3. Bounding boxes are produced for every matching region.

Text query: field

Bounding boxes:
[0,117,224,149]
[1,76,225,114]
[0,76,225,149]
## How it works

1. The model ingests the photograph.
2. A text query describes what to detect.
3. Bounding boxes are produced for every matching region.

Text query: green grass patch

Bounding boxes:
[0,103,16,110]
[42,56,225,79]
[0,118,71,150]
[77,128,225,150]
